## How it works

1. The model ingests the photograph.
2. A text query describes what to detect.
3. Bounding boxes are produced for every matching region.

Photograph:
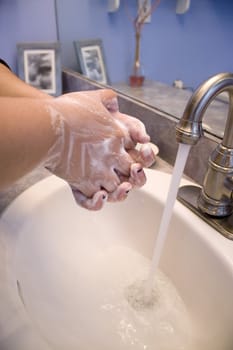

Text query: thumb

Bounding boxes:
[100,89,119,112]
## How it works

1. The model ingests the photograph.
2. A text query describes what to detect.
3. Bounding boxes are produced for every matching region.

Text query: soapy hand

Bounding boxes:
[45,89,155,210]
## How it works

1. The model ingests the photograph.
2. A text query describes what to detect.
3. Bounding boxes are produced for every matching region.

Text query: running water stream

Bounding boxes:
[145,143,191,298]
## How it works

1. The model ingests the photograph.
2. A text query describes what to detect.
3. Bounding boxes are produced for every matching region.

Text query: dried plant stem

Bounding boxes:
[125,0,161,84]
[133,31,142,75]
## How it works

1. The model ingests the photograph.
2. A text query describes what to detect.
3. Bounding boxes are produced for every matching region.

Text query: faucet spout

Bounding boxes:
[176,72,233,147]
[176,73,233,219]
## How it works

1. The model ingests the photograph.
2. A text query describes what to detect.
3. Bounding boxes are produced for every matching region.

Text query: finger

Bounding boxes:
[70,181,102,199]
[71,188,108,211]
[102,96,119,113]
[66,89,119,117]
[98,89,119,112]
[114,113,150,144]
[113,150,134,177]
[129,163,147,187]
[128,143,156,168]
[107,182,132,202]
[100,171,121,192]
[71,172,120,198]
[80,88,117,103]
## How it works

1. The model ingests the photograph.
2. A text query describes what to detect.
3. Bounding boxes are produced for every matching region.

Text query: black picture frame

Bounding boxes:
[74,39,110,85]
[17,42,62,96]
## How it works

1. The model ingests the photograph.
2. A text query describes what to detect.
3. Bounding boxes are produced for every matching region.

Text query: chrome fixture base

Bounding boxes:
[177,185,233,240]
[176,72,233,220]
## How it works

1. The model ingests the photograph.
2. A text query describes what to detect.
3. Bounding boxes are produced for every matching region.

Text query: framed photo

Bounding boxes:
[17,42,62,96]
[74,39,110,85]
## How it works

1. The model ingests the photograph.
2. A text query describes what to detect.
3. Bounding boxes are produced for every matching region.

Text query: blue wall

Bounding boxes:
[0,0,57,72]
[1,0,233,90]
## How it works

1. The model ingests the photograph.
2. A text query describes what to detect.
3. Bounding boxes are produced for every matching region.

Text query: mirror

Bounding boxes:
[54,0,232,140]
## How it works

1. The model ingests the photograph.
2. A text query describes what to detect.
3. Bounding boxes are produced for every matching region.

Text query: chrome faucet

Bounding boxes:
[175,72,233,239]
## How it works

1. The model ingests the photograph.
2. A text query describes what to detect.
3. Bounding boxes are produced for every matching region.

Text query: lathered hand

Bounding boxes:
[45,89,155,210]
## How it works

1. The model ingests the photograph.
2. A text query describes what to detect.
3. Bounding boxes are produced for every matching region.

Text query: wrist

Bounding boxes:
[43,99,65,171]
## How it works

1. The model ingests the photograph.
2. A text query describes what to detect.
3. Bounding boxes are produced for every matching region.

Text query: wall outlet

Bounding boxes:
[173,80,184,89]
[176,0,190,14]
[138,0,151,23]
[107,0,120,13]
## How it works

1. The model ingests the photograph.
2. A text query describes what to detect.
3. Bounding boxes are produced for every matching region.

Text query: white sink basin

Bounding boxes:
[0,169,233,350]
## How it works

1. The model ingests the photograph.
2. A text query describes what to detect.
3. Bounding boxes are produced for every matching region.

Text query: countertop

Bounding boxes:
[112,80,228,139]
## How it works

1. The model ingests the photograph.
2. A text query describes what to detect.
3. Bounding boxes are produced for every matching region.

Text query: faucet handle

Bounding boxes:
[198,143,233,217]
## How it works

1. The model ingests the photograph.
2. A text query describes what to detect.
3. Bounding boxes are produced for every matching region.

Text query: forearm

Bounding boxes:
[0,97,55,189]
[0,63,52,98]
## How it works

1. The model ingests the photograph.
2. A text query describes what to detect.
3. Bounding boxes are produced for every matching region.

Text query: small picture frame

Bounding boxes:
[74,39,110,85]
[17,42,62,96]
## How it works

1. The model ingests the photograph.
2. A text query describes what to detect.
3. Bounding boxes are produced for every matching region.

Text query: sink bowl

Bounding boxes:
[0,169,233,350]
